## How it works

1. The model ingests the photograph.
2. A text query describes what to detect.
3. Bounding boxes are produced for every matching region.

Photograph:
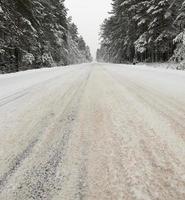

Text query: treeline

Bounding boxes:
[0,0,92,73]
[97,0,185,69]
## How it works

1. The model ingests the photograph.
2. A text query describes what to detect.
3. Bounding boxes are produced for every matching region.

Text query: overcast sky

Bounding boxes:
[65,0,112,59]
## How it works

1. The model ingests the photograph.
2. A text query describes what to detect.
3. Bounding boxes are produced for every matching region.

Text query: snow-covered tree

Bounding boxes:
[97,0,183,64]
[0,0,92,73]
[172,0,185,69]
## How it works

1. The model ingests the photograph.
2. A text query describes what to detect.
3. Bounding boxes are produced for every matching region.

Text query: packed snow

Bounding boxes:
[0,64,86,99]
[0,63,185,200]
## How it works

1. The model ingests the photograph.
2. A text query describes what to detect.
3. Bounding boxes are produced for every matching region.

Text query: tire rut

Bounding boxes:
[107,71,185,139]
[0,67,92,200]
[0,69,91,196]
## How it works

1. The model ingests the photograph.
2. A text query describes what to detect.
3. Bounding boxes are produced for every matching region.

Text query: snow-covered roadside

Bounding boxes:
[137,62,178,70]
[99,62,180,70]
[104,63,185,104]
[104,62,185,76]
[0,64,87,99]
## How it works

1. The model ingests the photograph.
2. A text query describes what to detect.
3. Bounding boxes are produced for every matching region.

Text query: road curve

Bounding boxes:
[0,63,185,200]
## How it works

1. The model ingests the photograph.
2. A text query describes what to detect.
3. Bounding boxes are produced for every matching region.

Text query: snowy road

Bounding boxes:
[1,63,185,200]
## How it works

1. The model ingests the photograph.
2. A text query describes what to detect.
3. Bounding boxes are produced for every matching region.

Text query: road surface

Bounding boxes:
[0,63,185,200]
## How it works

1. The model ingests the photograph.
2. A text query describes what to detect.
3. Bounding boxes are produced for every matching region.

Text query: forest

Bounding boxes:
[0,0,92,73]
[97,0,185,69]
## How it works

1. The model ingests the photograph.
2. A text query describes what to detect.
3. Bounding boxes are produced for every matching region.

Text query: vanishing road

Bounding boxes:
[0,63,185,200]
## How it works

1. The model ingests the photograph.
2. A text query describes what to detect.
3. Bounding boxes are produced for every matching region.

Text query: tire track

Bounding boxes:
[105,70,185,139]
[0,66,85,108]
[0,82,77,192]
[0,67,92,200]
[18,68,92,200]
[0,68,91,194]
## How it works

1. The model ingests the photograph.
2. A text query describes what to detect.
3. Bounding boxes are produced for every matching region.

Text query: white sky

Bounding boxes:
[65,0,112,59]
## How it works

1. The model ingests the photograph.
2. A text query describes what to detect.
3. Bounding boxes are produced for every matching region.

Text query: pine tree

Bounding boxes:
[172,0,185,69]
[0,0,92,73]
[97,0,183,64]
